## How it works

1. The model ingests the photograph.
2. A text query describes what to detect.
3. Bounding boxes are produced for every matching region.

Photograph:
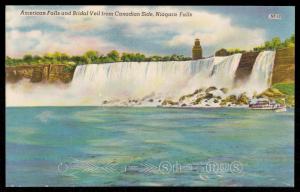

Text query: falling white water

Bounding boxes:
[71,54,242,104]
[211,53,242,87]
[6,51,276,106]
[241,51,276,95]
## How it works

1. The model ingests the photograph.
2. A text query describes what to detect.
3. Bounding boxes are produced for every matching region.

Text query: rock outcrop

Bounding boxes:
[177,87,226,107]
[234,52,260,82]
[258,87,294,107]
[271,47,295,84]
[218,47,295,85]
[220,95,237,106]
[220,88,229,94]
[6,64,75,83]
[98,86,293,108]
[205,86,217,93]
[162,99,179,106]
[258,88,285,98]
[6,47,294,86]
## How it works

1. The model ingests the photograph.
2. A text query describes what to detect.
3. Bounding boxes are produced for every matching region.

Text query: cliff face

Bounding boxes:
[234,52,259,82]
[6,64,75,83]
[271,47,295,84]
[233,47,294,85]
[215,50,260,83]
[6,48,295,85]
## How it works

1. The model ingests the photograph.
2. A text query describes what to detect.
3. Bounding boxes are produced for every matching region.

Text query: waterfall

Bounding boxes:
[6,51,277,106]
[71,53,242,103]
[244,51,276,94]
[211,53,242,87]
[6,51,275,106]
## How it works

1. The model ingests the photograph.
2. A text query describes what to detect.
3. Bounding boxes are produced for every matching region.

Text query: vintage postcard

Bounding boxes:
[5,5,295,187]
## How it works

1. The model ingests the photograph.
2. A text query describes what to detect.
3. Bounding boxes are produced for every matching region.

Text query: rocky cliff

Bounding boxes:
[233,47,294,85]
[271,47,295,84]
[6,47,294,85]
[6,64,75,83]
[234,52,260,82]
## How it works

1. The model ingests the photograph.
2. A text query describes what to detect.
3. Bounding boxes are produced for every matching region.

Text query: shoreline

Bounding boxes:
[5,105,294,110]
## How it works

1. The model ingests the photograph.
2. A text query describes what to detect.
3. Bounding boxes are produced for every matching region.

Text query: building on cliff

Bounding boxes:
[192,38,203,60]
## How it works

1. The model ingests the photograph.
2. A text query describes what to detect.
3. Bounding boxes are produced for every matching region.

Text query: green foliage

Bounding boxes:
[272,83,294,96]
[121,53,146,62]
[148,55,162,61]
[134,53,146,62]
[4,48,197,67]
[23,54,33,63]
[283,34,295,48]
[215,48,246,56]
[162,56,171,61]
[107,50,120,62]
[6,33,295,67]
[226,48,246,54]
[63,64,76,73]
[253,34,295,51]
[84,50,98,64]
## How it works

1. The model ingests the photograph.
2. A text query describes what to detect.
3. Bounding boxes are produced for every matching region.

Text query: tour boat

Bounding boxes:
[249,98,286,111]
[275,107,287,112]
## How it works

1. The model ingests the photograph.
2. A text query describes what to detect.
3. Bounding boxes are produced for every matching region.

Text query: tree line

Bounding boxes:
[217,34,295,54]
[5,50,192,66]
[6,34,294,66]
[253,34,294,52]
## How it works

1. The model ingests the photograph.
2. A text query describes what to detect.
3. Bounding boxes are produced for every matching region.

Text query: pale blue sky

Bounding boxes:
[6,6,295,57]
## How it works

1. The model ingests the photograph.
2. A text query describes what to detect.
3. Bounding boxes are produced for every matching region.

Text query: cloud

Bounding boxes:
[6,29,118,56]
[6,6,267,57]
[166,26,266,50]
[103,6,266,50]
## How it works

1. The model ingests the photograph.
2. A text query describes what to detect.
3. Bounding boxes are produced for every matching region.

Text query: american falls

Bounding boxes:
[6,51,276,106]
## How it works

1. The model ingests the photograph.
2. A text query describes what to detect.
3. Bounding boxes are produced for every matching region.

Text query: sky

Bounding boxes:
[6,6,295,58]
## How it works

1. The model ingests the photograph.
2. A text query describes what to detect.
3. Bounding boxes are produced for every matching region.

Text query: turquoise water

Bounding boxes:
[6,107,294,186]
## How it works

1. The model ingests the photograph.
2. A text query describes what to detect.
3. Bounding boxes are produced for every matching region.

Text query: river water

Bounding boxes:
[6,107,294,186]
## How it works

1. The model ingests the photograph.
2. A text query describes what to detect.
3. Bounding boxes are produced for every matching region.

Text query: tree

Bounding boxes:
[170,54,179,61]
[83,50,98,64]
[23,54,33,64]
[284,41,295,48]
[270,37,282,49]
[264,41,272,50]
[53,52,62,62]
[284,34,295,48]
[33,55,41,61]
[43,53,55,64]
[71,56,85,65]
[290,34,295,43]
[5,56,14,66]
[107,50,120,62]
[134,53,145,62]
[61,53,69,59]
[29,55,40,65]
[121,53,131,62]
[162,56,170,61]
[102,56,114,63]
[149,55,162,61]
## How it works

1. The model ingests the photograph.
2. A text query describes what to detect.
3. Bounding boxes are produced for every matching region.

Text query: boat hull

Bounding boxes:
[275,107,287,112]
[250,106,286,111]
